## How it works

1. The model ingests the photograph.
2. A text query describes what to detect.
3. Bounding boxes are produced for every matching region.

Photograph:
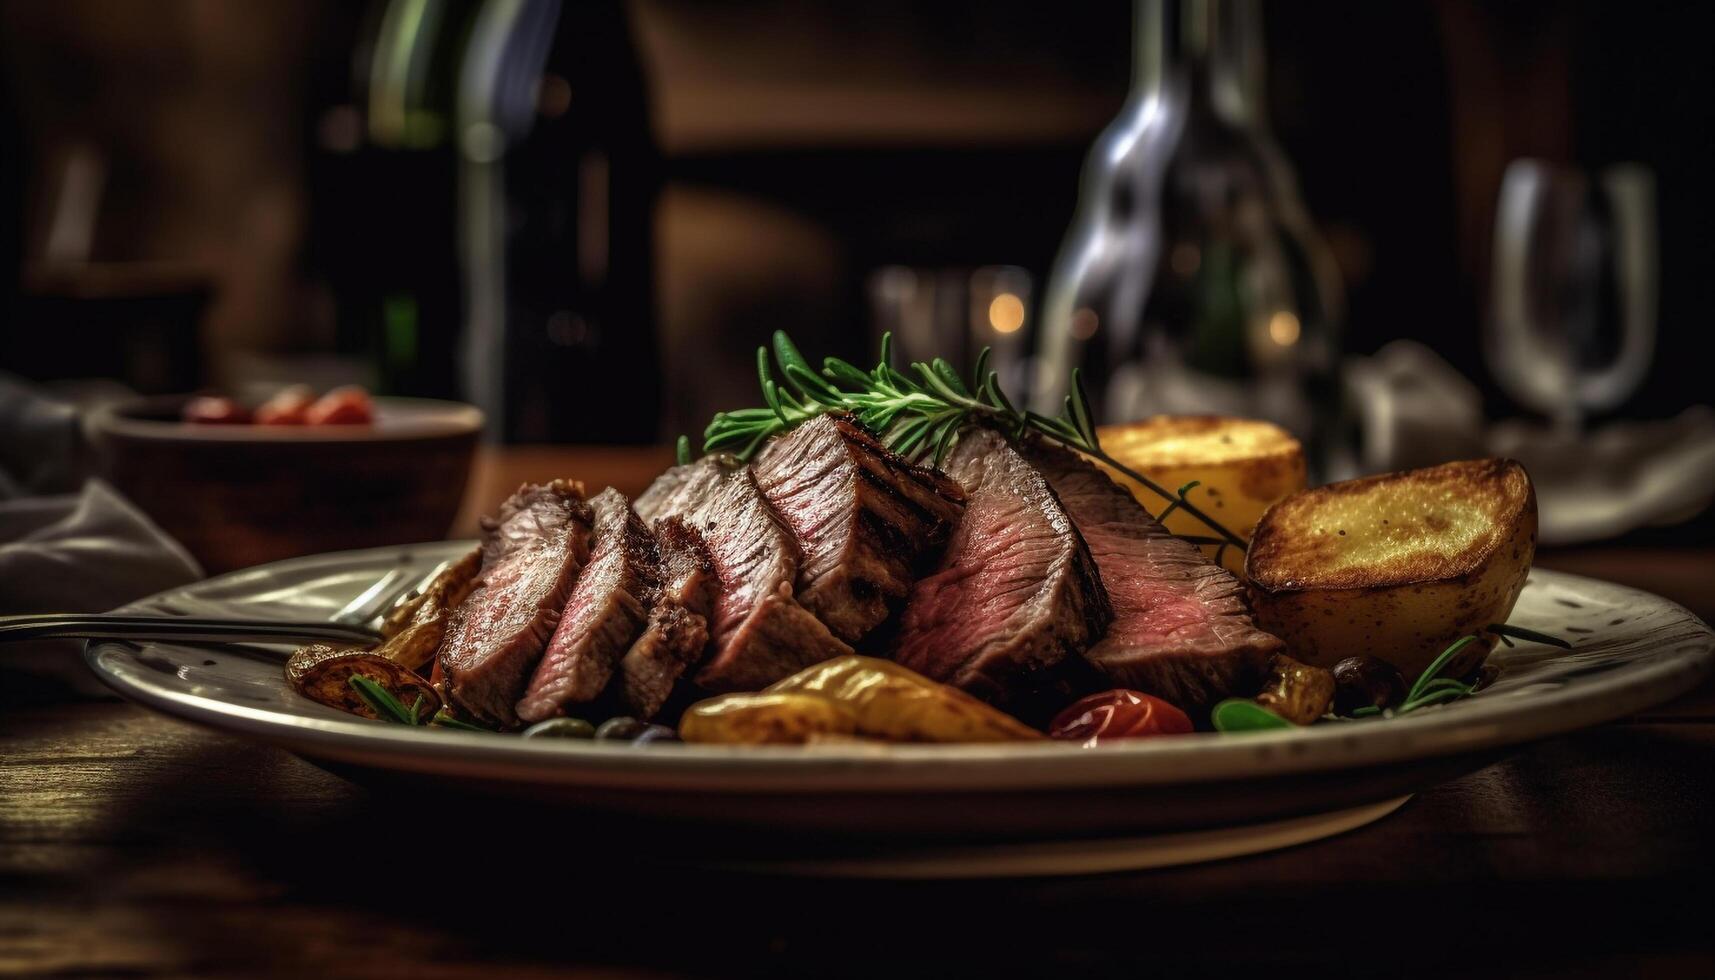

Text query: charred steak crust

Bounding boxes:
[891,428,1112,706]
[617,516,718,719]
[753,412,966,643]
[635,457,852,691]
[439,480,593,728]
[1023,439,1284,710]
[516,489,657,724]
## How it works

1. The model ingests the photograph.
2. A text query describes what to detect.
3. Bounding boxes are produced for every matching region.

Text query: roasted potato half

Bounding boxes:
[1245,458,1537,680]
[1096,416,1307,574]
[286,645,441,721]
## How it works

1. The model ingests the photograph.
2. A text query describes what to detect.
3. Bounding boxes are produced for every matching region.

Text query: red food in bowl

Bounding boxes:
[305,386,375,425]
[1050,689,1193,745]
[181,396,251,425]
[254,385,316,425]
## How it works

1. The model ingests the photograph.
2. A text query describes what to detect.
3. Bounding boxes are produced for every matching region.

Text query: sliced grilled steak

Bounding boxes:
[753,412,966,643]
[1023,439,1284,710]
[635,458,851,691]
[617,516,717,719]
[439,481,593,727]
[892,428,1111,706]
[515,489,655,724]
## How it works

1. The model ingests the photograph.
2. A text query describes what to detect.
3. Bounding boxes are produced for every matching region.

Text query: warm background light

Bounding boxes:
[988,292,1025,333]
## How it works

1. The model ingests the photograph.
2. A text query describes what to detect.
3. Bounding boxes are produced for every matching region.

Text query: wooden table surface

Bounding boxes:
[4,447,1714,978]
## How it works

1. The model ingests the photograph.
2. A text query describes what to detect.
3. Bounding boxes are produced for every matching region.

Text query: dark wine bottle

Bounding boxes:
[306,0,479,400]
[458,0,660,443]
[1035,0,1344,473]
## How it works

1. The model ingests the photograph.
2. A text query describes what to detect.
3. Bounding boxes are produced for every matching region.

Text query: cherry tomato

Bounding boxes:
[305,385,375,425]
[181,396,251,425]
[254,385,316,425]
[1049,689,1193,745]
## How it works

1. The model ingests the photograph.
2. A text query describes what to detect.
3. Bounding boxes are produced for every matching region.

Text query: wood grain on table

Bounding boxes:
[3,446,1713,978]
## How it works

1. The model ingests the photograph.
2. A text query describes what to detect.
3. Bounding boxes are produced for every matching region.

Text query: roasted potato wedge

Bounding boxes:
[681,657,1043,744]
[380,548,481,637]
[679,692,859,744]
[1245,458,1537,680]
[286,645,441,721]
[766,656,1043,743]
[1096,416,1306,574]
[373,548,480,671]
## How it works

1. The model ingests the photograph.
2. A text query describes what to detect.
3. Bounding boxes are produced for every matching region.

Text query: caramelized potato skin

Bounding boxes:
[681,656,1043,745]
[679,692,859,744]
[286,645,441,720]
[1245,459,1537,679]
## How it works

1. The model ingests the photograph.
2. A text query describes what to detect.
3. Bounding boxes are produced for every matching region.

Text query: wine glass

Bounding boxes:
[1488,159,1657,434]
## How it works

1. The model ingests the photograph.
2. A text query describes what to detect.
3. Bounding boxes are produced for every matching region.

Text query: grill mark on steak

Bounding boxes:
[439,480,593,728]
[516,489,656,724]
[616,516,718,719]
[752,412,966,643]
[1023,439,1284,710]
[635,457,852,691]
[891,428,1111,707]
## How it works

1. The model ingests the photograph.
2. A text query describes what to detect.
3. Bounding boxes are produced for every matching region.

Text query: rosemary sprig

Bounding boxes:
[702,331,1249,552]
[347,675,423,725]
[430,708,491,732]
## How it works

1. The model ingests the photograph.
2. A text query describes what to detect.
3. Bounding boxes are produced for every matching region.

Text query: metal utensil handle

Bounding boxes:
[0,614,381,646]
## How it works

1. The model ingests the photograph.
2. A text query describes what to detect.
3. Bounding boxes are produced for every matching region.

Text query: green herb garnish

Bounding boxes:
[1211,698,1294,732]
[1485,622,1573,649]
[348,674,422,725]
[430,708,492,732]
[701,331,1248,555]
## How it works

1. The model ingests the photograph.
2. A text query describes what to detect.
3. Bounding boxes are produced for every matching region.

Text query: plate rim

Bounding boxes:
[85,543,1715,795]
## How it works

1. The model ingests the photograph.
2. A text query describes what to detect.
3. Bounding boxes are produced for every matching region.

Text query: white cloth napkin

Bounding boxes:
[1345,342,1715,545]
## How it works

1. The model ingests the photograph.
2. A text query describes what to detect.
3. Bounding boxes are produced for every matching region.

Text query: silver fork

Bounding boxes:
[0,560,450,649]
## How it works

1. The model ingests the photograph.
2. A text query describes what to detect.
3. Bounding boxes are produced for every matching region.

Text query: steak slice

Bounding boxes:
[635,458,851,691]
[616,516,717,719]
[515,489,655,724]
[753,412,966,643]
[440,481,593,727]
[891,428,1111,706]
[1023,439,1284,710]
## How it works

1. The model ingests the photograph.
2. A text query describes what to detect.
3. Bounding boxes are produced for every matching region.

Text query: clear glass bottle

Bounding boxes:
[1035,0,1343,471]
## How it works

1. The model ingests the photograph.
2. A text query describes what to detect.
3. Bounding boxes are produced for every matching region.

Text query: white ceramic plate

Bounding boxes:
[86,543,1714,846]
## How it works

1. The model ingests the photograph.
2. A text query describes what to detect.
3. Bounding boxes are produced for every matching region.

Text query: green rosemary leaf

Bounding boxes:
[675,435,692,466]
[931,358,972,397]
[409,694,426,725]
[1486,623,1572,649]
[983,371,1016,415]
[771,331,839,399]
[930,412,965,468]
[348,675,416,725]
[1399,686,1470,713]
[971,347,992,392]
[823,357,872,388]
[889,414,937,458]
[1069,368,1099,445]
[1211,699,1294,732]
[1406,635,1481,703]
[430,708,491,732]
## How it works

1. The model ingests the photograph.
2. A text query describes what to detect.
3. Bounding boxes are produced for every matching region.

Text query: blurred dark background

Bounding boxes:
[0,0,1710,441]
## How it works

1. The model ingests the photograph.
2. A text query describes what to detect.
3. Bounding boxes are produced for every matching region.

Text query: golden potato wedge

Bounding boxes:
[1096,416,1306,574]
[1245,458,1537,680]
[679,692,859,745]
[766,656,1042,743]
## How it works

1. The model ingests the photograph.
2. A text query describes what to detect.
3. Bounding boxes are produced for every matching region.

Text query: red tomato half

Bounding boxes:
[1049,689,1193,746]
[181,396,251,425]
[254,385,316,425]
[305,386,375,425]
